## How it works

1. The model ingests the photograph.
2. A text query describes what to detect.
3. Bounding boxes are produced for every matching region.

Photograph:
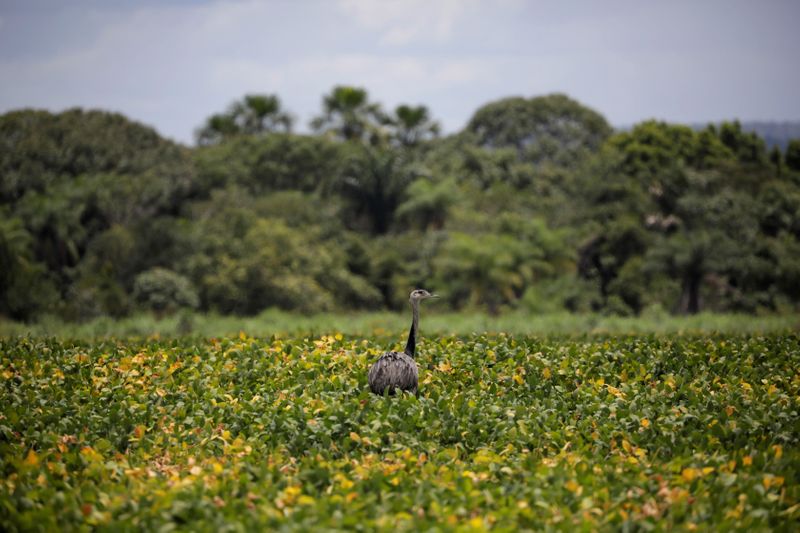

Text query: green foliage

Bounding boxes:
[466,93,612,166]
[2,94,800,321]
[334,146,417,234]
[460,145,536,189]
[2,309,797,338]
[395,177,457,231]
[193,133,346,195]
[310,86,387,144]
[1,333,798,530]
[434,232,523,312]
[132,267,199,314]
[717,120,768,166]
[0,213,57,319]
[0,108,190,203]
[389,104,440,147]
[577,121,800,315]
[196,94,293,145]
[610,121,729,175]
[786,139,800,172]
[432,217,568,314]
[522,276,596,314]
[183,209,380,314]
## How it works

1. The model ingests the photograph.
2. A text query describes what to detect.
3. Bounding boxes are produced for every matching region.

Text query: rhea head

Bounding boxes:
[410,289,438,302]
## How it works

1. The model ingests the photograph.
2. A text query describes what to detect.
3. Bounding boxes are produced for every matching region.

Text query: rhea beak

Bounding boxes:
[429,294,440,299]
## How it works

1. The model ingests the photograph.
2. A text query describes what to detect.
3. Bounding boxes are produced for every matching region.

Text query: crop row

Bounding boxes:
[1,334,798,530]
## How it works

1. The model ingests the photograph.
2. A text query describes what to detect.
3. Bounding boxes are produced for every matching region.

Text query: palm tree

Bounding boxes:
[337,146,415,234]
[390,105,440,147]
[310,86,386,144]
[235,95,293,135]
[196,114,238,146]
[196,94,293,145]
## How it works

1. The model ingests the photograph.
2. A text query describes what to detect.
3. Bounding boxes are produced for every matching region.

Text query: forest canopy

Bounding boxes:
[1,89,799,321]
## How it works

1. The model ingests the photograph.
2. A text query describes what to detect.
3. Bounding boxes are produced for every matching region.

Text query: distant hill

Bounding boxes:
[617,121,800,151]
[688,121,800,151]
[737,121,800,150]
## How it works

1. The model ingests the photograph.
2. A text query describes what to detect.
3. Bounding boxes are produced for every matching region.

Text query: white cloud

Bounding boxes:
[337,0,478,45]
[208,59,285,92]
[1,0,798,143]
[434,60,484,85]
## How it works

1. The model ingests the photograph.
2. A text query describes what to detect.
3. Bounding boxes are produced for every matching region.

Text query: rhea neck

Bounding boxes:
[403,298,421,357]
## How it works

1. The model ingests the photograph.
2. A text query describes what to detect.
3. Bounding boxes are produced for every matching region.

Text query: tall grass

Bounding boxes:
[1,309,797,339]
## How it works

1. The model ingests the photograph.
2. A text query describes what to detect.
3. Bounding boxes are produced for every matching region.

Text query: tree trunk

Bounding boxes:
[681,273,702,314]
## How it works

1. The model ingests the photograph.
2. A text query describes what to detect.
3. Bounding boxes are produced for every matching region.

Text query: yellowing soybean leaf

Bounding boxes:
[24,449,39,467]
[773,445,783,459]
[681,468,698,482]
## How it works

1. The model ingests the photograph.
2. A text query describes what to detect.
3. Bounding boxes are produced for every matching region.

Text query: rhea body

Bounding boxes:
[368,289,437,395]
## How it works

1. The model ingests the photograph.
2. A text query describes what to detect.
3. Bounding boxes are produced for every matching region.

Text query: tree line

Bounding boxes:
[1,87,799,321]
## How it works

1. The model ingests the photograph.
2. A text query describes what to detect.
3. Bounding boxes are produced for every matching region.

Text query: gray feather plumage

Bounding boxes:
[368,351,418,395]
[368,288,436,396]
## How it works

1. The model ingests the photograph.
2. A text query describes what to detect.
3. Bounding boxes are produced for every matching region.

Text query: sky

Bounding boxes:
[1,0,798,145]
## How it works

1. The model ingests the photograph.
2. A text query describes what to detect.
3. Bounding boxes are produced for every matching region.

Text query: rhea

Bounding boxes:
[368,289,438,395]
